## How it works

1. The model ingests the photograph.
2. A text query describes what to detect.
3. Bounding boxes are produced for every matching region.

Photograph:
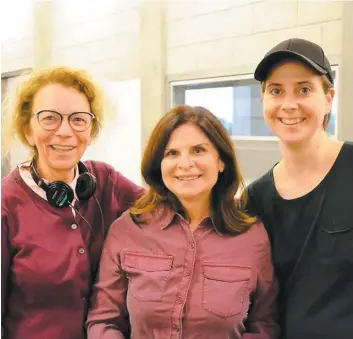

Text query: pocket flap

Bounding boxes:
[322,224,353,234]
[122,252,173,272]
[203,263,251,282]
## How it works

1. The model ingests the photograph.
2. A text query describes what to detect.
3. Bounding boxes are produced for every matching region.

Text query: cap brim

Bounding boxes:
[254,50,328,81]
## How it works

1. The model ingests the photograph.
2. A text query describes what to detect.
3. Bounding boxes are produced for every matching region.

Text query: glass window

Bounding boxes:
[171,67,338,139]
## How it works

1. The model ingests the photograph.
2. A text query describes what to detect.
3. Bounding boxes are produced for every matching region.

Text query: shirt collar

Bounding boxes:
[18,160,80,202]
[157,204,216,231]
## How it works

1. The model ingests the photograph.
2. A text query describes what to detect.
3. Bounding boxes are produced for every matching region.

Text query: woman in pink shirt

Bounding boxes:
[87,105,279,339]
[1,66,143,339]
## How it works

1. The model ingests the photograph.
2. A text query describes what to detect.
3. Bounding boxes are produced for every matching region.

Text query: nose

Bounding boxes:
[177,153,194,170]
[55,118,73,136]
[281,93,299,112]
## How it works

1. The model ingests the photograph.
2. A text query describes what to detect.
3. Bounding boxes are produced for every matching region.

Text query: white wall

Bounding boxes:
[1,0,34,73]
[3,75,32,170]
[52,0,140,81]
[1,0,345,89]
[82,79,142,184]
[1,0,347,181]
[1,0,141,80]
[166,0,343,75]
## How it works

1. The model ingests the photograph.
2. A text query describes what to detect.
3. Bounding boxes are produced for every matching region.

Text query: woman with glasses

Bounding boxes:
[1,66,143,339]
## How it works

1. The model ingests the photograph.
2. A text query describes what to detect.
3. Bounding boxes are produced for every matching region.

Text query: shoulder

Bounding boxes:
[245,168,275,215]
[247,221,270,245]
[108,210,134,236]
[328,141,353,183]
[105,210,145,246]
[83,160,142,193]
[1,169,32,235]
[227,221,271,264]
[1,169,25,207]
[343,140,353,149]
[2,168,18,189]
[341,141,353,159]
[83,160,116,178]
[247,168,274,196]
[108,204,171,237]
[242,222,273,263]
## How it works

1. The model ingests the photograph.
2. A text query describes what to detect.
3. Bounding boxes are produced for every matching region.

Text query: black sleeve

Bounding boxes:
[245,181,274,243]
[245,183,261,218]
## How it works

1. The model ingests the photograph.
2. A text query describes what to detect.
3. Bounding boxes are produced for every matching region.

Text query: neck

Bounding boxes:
[34,159,75,184]
[278,131,337,176]
[181,196,211,225]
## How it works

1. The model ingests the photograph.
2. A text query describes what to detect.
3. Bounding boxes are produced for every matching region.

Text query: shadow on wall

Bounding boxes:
[81,79,142,185]
[1,73,32,178]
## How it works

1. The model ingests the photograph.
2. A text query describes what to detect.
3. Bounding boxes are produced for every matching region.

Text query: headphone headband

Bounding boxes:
[30,161,48,189]
[77,161,89,174]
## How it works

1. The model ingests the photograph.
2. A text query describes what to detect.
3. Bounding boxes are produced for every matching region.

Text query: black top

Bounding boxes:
[270,184,317,290]
[246,141,353,339]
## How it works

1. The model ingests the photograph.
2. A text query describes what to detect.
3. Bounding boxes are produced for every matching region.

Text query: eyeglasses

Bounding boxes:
[34,110,96,132]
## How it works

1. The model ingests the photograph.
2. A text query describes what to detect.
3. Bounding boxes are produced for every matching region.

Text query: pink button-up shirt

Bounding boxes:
[87,206,279,339]
[1,161,143,339]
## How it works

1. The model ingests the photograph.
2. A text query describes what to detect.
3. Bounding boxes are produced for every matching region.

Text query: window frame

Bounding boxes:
[1,68,33,177]
[169,65,339,141]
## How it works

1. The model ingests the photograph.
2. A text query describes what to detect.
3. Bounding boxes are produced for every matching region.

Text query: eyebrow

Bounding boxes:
[36,109,92,115]
[165,142,210,151]
[267,80,316,87]
[267,82,283,87]
[296,81,316,86]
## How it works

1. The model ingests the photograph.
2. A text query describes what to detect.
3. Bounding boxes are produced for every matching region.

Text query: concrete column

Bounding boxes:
[33,0,53,69]
[139,0,166,149]
[337,2,353,141]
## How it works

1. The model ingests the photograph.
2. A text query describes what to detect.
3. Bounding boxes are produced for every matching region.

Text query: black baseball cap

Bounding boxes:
[254,38,334,84]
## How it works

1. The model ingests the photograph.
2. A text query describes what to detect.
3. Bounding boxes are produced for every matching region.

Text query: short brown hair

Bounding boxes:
[130,105,256,235]
[2,66,108,155]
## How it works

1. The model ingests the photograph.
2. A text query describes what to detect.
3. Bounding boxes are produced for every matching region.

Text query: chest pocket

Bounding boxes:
[318,217,353,267]
[202,263,251,318]
[317,190,353,269]
[122,251,173,301]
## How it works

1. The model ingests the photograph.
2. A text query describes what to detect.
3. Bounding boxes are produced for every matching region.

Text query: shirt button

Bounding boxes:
[173,325,180,332]
[184,269,191,276]
[71,224,78,230]
[177,298,183,304]
[78,248,85,255]
[189,242,195,249]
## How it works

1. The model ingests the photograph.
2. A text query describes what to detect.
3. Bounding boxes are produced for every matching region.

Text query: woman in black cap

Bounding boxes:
[246,38,353,339]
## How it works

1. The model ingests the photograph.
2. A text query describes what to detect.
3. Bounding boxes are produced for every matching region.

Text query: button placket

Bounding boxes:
[170,227,196,337]
[176,293,183,304]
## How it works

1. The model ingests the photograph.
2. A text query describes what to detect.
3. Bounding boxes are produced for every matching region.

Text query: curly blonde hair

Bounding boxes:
[2,66,109,156]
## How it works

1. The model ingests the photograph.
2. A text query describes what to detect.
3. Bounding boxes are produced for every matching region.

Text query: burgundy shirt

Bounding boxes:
[87,206,279,339]
[1,161,143,339]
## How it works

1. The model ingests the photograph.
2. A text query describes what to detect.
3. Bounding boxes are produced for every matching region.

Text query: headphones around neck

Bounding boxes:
[30,160,97,208]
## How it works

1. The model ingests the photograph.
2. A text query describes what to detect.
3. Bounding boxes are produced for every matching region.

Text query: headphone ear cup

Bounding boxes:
[76,173,97,201]
[46,181,74,208]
